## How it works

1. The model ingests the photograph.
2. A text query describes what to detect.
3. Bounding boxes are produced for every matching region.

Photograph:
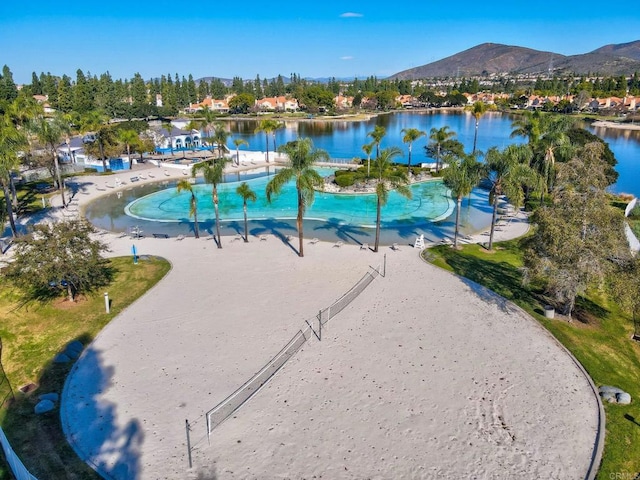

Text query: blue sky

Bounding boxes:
[1,0,638,84]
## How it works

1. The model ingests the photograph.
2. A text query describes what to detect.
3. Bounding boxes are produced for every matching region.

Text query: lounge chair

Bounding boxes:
[259,235,268,241]
[148,172,155,178]
[413,234,425,249]
[441,237,453,245]
[309,238,320,245]
[164,170,170,176]
[333,241,344,248]
[176,234,185,241]
[360,243,369,250]
[391,243,400,251]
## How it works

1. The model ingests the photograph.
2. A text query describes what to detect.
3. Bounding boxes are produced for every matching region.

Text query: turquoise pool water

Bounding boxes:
[125,170,455,228]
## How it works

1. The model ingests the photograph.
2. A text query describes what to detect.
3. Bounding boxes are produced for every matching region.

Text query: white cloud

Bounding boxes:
[340,12,363,18]
[340,56,354,61]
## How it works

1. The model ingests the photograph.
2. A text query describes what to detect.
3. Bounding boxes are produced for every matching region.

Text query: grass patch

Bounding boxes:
[423,240,640,479]
[0,255,170,480]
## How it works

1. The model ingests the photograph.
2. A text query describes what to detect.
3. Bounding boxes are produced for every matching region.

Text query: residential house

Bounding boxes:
[255,96,299,112]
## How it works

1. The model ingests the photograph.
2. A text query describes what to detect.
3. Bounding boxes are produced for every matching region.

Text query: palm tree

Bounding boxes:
[466,101,496,153]
[79,110,109,171]
[484,144,535,250]
[362,142,374,177]
[163,121,174,155]
[236,181,257,242]
[367,125,386,159]
[511,112,575,205]
[442,153,483,248]
[427,126,459,172]
[176,179,200,238]
[192,158,229,248]
[371,147,412,252]
[0,115,27,236]
[118,129,139,170]
[29,114,69,207]
[401,127,426,175]
[212,123,230,159]
[266,138,328,257]
[232,138,249,165]
[255,119,280,163]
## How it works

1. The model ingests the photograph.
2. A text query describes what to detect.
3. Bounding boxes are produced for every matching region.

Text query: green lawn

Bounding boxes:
[424,241,640,478]
[0,256,171,480]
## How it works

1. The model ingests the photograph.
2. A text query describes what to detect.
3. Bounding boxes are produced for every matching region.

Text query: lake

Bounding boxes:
[223,111,640,197]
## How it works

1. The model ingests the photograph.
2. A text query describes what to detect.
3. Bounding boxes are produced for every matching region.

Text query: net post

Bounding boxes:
[383,253,387,277]
[186,419,193,469]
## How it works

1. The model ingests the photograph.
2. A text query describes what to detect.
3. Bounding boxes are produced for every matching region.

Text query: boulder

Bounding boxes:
[53,353,71,363]
[38,392,59,403]
[617,392,632,405]
[599,385,625,395]
[34,399,55,414]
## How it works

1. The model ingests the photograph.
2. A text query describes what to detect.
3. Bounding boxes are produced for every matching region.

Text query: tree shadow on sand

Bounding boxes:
[61,343,144,479]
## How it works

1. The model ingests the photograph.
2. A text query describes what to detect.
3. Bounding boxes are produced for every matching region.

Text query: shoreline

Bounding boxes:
[591,120,640,131]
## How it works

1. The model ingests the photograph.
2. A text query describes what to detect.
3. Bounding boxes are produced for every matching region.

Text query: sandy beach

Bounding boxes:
[38,168,601,479]
[591,120,640,131]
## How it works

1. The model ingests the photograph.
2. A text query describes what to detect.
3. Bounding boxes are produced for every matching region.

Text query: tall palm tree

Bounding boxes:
[118,129,139,170]
[484,144,535,250]
[442,153,483,248]
[266,137,328,257]
[79,110,109,171]
[511,112,574,204]
[212,123,230,159]
[427,126,458,172]
[236,181,257,242]
[192,158,229,248]
[362,142,374,177]
[367,125,386,159]
[0,115,27,236]
[401,127,426,175]
[466,101,496,153]
[176,179,200,238]
[29,114,69,207]
[371,147,412,252]
[162,121,174,155]
[232,138,249,165]
[255,118,280,163]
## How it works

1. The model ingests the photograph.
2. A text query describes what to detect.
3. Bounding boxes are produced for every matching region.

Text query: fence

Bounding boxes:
[204,264,381,440]
[0,427,38,480]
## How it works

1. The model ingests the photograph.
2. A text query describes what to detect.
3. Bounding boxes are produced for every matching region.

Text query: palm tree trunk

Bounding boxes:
[407,143,412,176]
[128,145,132,170]
[374,196,381,252]
[243,202,249,242]
[454,196,462,248]
[264,132,270,163]
[99,138,107,172]
[488,196,498,251]
[473,119,479,153]
[9,175,18,209]
[53,152,66,208]
[213,186,222,248]
[193,197,200,239]
[1,181,18,237]
[297,189,304,257]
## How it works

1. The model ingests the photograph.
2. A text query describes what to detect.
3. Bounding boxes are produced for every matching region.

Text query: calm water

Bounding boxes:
[125,169,454,227]
[226,111,640,196]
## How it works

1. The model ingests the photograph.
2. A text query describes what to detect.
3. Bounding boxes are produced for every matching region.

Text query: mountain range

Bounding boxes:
[390,40,640,79]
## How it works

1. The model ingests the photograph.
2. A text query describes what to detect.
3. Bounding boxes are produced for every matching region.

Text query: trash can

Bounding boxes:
[544,305,555,319]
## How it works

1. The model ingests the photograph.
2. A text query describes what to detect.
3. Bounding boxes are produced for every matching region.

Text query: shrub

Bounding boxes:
[335,173,356,188]
[84,168,98,173]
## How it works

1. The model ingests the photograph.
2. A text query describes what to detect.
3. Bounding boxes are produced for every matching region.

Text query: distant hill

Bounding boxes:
[390,41,640,79]
[591,40,640,61]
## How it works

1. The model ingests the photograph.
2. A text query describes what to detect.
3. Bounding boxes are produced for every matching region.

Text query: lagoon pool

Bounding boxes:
[124,171,455,228]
